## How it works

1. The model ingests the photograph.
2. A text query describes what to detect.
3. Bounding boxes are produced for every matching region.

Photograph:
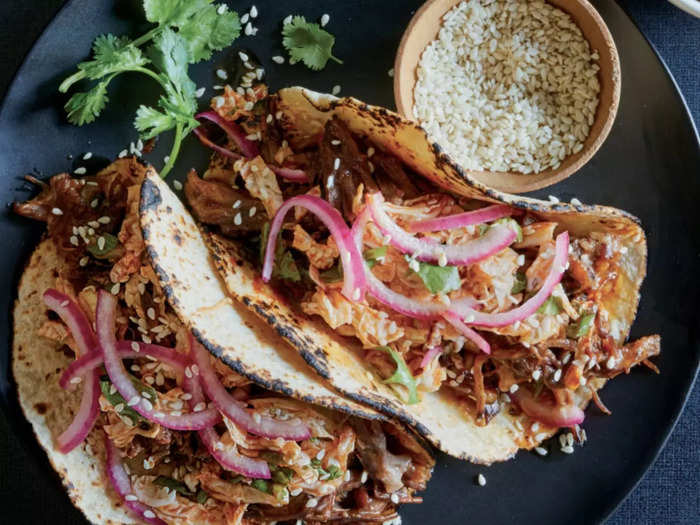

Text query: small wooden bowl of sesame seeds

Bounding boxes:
[394,0,621,194]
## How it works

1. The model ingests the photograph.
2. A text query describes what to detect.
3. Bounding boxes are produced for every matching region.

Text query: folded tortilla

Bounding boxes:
[140,87,657,464]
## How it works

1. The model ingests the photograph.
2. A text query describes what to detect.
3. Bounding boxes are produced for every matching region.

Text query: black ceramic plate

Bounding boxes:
[0,1,698,524]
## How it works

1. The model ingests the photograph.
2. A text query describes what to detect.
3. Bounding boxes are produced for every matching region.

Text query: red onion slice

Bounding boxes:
[351,208,446,320]
[96,290,219,431]
[182,348,271,478]
[367,193,516,266]
[59,341,187,390]
[263,195,366,302]
[407,205,515,233]
[43,289,96,357]
[442,312,491,354]
[193,127,241,160]
[195,111,260,158]
[270,165,310,183]
[420,346,443,369]
[105,435,165,525]
[191,338,310,441]
[448,232,570,327]
[56,371,100,453]
[511,388,585,428]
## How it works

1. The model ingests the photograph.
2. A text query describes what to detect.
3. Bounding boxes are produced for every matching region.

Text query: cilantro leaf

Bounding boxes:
[511,271,527,294]
[405,256,461,295]
[320,262,343,283]
[376,346,419,404]
[143,0,210,26]
[80,35,148,80]
[536,295,562,315]
[567,312,595,339]
[277,251,301,282]
[135,105,177,139]
[154,476,210,504]
[282,16,343,71]
[64,77,113,125]
[88,232,120,258]
[178,6,241,62]
[364,246,387,269]
[99,375,157,426]
[251,479,269,493]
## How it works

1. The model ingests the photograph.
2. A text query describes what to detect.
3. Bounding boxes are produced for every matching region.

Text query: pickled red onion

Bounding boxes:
[367,193,516,266]
[406,204,515,233]
[420,346,443,369]
[442,312,491,355]
[195,111,259,158]
[270,166,310,183]
[448,232,570,327]
[263,195,365,302]
[511,388,585,427]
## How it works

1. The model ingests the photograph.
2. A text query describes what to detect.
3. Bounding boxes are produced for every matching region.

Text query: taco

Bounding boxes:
[172,86,660,463]
[12,158,433,524]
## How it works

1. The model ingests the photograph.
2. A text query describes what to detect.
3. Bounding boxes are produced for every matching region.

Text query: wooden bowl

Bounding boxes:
[393,0,621,194]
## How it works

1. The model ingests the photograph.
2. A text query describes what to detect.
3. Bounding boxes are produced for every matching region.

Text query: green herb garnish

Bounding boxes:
[282,16,343,71]
[251,479,269,493]
[494,218,523,243]
[478,224,489,236]
[405,255,461,295]
[259,222,301,282]
[320,262,343,283]
[271,467,295,485]
[88,232,119,258]
[195,489,208,504]
[364,246,387,269]
[567,312,595,339]
[59,0,241,177]
[511,271,527,294]
[99,374,157,425]
[154,476,210,503]
[271,483,289,502]
[536,295,562,316]
[376,346,419,405]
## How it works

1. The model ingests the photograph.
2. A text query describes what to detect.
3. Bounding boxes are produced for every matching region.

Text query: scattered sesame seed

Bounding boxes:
[561,445,574,454]
[535,446,548,456]
[90,198,99,208]
[332,85,341,95]
[534,432,548,442]
[360,470,368,483]
[191,364,199,376]
[570,197,582,206]
[82,152,93,160]
[234,212,242,226]
[388,68,394,77]
[438,250,447,267]
[118,149,128,158]
[214,96,225,108]
[217,4,227,15]
[532,369,542,381]
[250,5,258,18]
[245,22,254,35]
[173,180,183,191]
[114,403,125,413]
[136,139,143,151]
[70,236,79,246]
[476,473,486,486]
[562,352,571,365]
[110,283,120,295]
[283,15,293,25]
[127,396,141,407]
[195,87,206,98]
[185,366,193,379]
[97,236,106,251]
[241,13,250,24]
[74,166,87,175]
[321,14,330,26]
[390,493,400,504]
[70,376,82,384]
[232,200,242,209]
[125,494,138,501]
[333,158,340,170]
[306,498,318,508]
[272,55,285,64]
[193,402,206,412]
[352,288,361,300]
[553,369,562,382]
[147,307,156,320]
[249,206,257,217]
[465,313,475,323]
[606,356,616,369]
[548,195,560,203]
[509,384,519,394]
[216,68,228,80]
[79,256,89,267]
[531,422,540,432]
[344,470,351,482]
[98,216,111,224]
[253,412,262,424]
[142,399,153,411]
[516,254,525,266]
[143,511,156,519]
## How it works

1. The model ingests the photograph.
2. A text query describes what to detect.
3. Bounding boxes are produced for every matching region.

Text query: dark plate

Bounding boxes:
[0,1,698,524]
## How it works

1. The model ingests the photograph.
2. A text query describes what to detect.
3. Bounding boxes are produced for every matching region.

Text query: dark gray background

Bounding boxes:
[0,1,697,523]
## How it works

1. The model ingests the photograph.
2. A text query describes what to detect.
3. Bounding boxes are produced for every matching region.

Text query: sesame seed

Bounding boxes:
[193,402,206,412]
[548,195,560,203]
[79,256,89,267]
[213,85,223,90]
[606,356,616,369]
[477,473,486,486]
[561,445,575,454]
[256,68,264,80]
[127,396,140,407]
[131,364,141,372]
[390,493,399,504]
[532,369,542,381]
[306,498,318,508]
[249,206,257,217]
[195,87,206,99]
[344,470,351,482]
[535,446,548,456]
[156,373,164,386]
[535,432,548,442]
[516,254,525,266]
[51,207,63,215]
[114,403,125,413]
[118,149,128,158]
[316,449,325,460]
[142,399,153,411]
[238,51,249,62]
[465,314,475,323]
[332,85,341,95]
[283,14,293,25]
[170,410,181,417]
[241,13,250,24]
[272,55,285,64]
[553,369,562,382]
[245,22,253,35]
[234,213,242,226]
[70,376,82,384]
[250,5,258,18]
[360,471,368,483]
[88,220,100,228]
[509,384,519,394]
[172,180,183,191]
[143,510,156,519]
[191,365,199,376]
[333,158,340,170]
[141,334,151,344]
[74,167,87,175]
[244,101,255,111]
[253,412,261,424]
[90,199,99,208]
[438,251,447,267]
[137,139,143,151]
[570,197,582,206]
[531,422,540,432]
[147,307,156,320]
[321,14,330,27]
[214,96,225,108]
[185,366,193,379]
[388,68,394,77]
[98,216,110,224]
[217,4,227,15]
[232,200,242,209]
[562,352,571,364]
[125,494,138,501]
[216,68,228,80]
[69,235,79,246]
[529,317,540,328]
[83,152,93,160]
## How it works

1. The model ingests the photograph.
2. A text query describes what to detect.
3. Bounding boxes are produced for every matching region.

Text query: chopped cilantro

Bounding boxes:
[153,476,210,503]
[282,16,343,71]
[88,232,119,258]
[99,374,157,425]
[478,224,489,236]
[59,0,241,177]
[277,251,301,282]
[320,262,343,283]
[376,346,419,404]
[271,483,289,502]
[271,467,295,485]
[251,479,269,493]
[405,255,461,295]
[536,295,562,316]
[364,246,387,268]
[511,271,527,294]
[568,312,595,339]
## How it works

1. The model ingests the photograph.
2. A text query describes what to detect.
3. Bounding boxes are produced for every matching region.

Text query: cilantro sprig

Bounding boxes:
[405,255,461,295]
[59,0,241,177]
[282,16,343,71]
[376,346,419,405]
